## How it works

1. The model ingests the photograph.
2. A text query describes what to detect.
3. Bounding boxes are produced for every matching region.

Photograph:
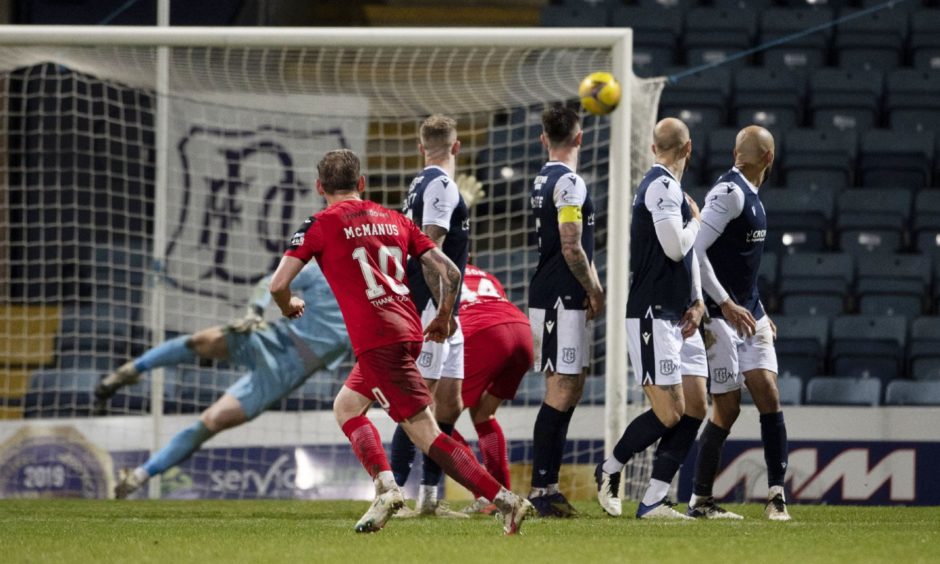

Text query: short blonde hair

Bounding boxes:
[420,114,458,154]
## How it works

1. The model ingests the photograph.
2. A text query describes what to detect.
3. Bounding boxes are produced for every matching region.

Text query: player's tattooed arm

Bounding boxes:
[422,224,448,247]
[420,247,461,342]
[560,220,605,320]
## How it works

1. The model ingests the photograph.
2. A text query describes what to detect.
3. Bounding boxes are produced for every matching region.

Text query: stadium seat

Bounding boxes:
[659,67,732,132]
[610,6,683,76]
[884,380,940,406]
[635,0,697,9]
[805,376,881,406]
[783,129,857,190]
[831,315,907,381]
[732,67,805,131]
[834,8,909,70]
[858,130,934,188]
[743,374,802,405]
[761,186,835,254]
[758,251,778,308]
[808,68,883,133]
[885,69,940,133]
[773,315,829,379]
[540,4,608,27]
[856,254,929,318]
[836,188,911,254]
[914,191,940,257]
[909,317,940,381]
[683,8,758,69]
[760,8,833,72]
[779,253,853,316]
[910,9,940,70]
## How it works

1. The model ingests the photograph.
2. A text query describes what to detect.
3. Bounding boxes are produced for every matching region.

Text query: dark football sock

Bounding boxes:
[548,406,575,486]
[531,403,567,489]
[611,409,669,466]
[390,425,416,487]
[760,411,789,488]
[650,415,703,483]
[692,420,731,497]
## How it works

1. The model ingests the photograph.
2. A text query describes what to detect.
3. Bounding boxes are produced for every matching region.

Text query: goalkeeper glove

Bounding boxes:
[456,174,486,209]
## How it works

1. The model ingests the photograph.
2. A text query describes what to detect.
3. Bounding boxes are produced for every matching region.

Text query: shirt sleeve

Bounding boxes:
[406,214,438,259]
[645,175,684,224]
[284,215,323,263]
[421,176,459,231]
[553,173,588,210]
[699,182,746,237]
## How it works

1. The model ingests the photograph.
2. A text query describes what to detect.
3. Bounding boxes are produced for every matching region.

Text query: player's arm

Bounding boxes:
[694,185,756,336]
[270,256,306,319]
[681,248,706,340]
[650,180,701,262]
[556,175,605,320]
[419,247,462,343]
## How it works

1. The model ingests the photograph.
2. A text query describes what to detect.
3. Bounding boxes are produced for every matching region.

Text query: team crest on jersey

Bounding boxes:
[660,360,677,375]
[419,351,433,368]
[562,347,576,364]
[713,367,732,383]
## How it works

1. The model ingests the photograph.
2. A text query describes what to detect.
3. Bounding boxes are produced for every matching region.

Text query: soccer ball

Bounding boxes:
[578,72,621,116]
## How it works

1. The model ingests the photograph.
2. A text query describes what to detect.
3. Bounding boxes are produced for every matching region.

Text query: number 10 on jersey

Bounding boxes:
[352,245,409,299]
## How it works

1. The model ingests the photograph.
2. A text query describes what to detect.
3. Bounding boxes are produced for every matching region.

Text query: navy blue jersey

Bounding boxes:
[626,165,695,321]
[700,168,767,320]
[403,166,470,315]
[528,162,595,310]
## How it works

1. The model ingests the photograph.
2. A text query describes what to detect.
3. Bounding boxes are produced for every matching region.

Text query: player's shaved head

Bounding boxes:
[734,125,775,165]
[317,149,361,194]
[542,104,581,148]
[652,118,690,154]
[420,114,458,156]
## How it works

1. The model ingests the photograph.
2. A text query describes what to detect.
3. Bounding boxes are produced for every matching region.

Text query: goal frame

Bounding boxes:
[0,25,634,497]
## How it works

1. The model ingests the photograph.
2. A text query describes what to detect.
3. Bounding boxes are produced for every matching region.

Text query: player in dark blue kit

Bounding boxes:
[528,105,605,517]
[687,125,790,521]
[390,114,471,518]
[595,118,707,519]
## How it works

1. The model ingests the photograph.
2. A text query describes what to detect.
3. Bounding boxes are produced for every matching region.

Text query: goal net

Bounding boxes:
[0,27,664,501]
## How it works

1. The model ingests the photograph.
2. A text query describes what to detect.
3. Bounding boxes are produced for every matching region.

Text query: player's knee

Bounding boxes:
[712,397,741,427]
[684,396,708,420]
[200,409,228,433]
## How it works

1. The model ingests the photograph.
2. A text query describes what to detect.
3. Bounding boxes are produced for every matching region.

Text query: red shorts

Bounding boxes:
[344,341,433,422]
[462,322,533,408]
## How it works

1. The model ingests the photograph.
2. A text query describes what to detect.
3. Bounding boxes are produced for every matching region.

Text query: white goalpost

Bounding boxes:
[0,26,664,501]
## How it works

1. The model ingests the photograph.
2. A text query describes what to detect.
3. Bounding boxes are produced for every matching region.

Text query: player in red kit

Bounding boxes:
[454,264,534,515]
[269,149,532,535]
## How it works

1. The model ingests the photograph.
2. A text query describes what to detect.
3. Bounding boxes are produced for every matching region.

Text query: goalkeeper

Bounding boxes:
[94,261,350,498]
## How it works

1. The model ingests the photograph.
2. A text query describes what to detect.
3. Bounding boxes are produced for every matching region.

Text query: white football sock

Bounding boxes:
[602,456,624,475]
[132,467,150,484]
[642,479,670,506]
[769,485,786,501]
[374,470,396,495]
[689,493,709,508]
[418,484,438,507]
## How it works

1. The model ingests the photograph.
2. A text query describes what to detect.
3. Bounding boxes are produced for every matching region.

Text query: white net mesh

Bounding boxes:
[0,36,664,501]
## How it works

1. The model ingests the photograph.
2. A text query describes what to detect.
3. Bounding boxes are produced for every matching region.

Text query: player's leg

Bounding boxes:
[597,318,686,519]
[740,316,790,521]
[688,317,745,517]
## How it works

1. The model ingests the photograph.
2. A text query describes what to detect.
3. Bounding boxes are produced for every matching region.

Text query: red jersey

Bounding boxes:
[458,265,530,339]
[285,198,437,356]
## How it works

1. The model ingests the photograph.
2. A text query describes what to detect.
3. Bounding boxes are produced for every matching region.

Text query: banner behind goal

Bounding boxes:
[0,27,664,501]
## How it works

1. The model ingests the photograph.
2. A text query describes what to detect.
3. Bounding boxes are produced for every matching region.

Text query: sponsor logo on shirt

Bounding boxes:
[746,229,767,243]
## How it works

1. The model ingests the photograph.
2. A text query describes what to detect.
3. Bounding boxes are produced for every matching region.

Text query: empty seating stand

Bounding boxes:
[835,8,909,70]
[885,69,940,133]
[808,68,883,133]
[611,6,683,76]
[660,67,732,132]
[914,191,940,257]
[774,315,829,379]
[760,8,833,72]
[909,317,940,381]
[540,4,608,27]
[806,376,881,406]
[836,188,912,254]
[910,9,940,70]
[733,67,806,131]
[761,186,835,253]
[858,130,933,188]
[783,129,857,190]
[884,380,940,406]
[856,254,929,317]
[779,252,853,315]
[684,8,758,69]
[831,315,907,382]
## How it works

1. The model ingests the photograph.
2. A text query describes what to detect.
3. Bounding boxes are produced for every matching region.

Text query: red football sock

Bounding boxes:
[451,428,472,451]
[475,419,510,489]
[341,416,391,479]
[427,433,501,501]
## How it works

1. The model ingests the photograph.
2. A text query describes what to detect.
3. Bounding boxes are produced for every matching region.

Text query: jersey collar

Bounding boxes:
[423,165,449,175]
[731,167,760,195]
[652,163,678,182]
[546,161,574,172]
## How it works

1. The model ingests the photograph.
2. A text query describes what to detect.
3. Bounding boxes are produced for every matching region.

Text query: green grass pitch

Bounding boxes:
[1,500,938,563]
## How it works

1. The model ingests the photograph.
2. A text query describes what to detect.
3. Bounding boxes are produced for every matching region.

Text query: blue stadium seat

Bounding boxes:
[659,67,733,132]
[540,4,608,27]
[783,129,857,190]
[884,380,940,406]
[779,253,853,316]
[885,69,940,133]
[635,0,697,9]
[773,315,829,379]
[611,6,683,77]
[834,8,908,71]
[712,0,776,10]
[808,68,883,133]
[856,254,929,318]
[761,186,835,254]
[806,376,881,406]
[760,8,833,72]
[831,315,907,381]
[909,317,940,381]
[836,188,911,254]
[910,9,940,70]
[683,8,758,69]
[914,191,940,257]
[732,67,806,131]
[743,374,802,405]
[858,130,934,188]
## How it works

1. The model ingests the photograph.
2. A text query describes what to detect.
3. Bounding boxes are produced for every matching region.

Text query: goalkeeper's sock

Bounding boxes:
[650,414,703,484]
[421,421,454,486]
[548,406,575,486]
[427,433,501,501]
[761,411,789,489]
[141,420,214,477]
[389,425,416,487]
[531,403,566,489]
[475,419,510,489]
[342,416,391,480]
[133,335,196,373]
[603,409,668,474]
[692,420,731,497]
